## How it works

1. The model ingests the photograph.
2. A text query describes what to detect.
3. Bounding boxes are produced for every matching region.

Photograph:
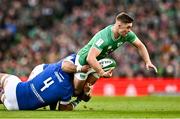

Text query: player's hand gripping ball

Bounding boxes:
[98,58,117,71]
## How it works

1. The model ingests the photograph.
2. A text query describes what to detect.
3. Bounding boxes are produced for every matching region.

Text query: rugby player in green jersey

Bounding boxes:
[74,12,158,96]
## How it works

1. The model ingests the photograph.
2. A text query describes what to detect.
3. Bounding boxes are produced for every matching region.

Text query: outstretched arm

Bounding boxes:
[132,38,157,73]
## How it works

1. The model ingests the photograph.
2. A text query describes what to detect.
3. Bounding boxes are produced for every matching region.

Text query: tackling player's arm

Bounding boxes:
[57,75,96,111]
[62,61,89,73]
[62,60,93,98]
[132,38,157,73]
[49,61,90,111]
[62,61,90,95]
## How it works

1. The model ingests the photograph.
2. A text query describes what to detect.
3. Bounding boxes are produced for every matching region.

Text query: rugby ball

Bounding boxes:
[98,58,117,71]
[87,58,117,74]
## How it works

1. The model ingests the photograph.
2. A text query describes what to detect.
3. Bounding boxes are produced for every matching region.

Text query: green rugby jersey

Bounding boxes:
[77,25,138,65]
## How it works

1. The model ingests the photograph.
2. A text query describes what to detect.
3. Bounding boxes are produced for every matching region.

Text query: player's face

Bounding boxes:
[115,21,133,37]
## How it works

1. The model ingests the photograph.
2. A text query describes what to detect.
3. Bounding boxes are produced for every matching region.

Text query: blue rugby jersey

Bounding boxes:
[16,54,76,110]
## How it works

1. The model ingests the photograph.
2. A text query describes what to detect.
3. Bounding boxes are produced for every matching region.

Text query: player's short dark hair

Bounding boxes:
[116,12,134,23]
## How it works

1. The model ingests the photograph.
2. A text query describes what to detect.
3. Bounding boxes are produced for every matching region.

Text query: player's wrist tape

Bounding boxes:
[76,65,82,72]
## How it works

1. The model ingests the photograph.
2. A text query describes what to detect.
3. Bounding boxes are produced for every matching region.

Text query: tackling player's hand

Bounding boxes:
[81,65,90,73]
[77,65,90,73]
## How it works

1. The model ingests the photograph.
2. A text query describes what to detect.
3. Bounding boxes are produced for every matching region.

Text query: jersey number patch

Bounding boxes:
[40,77,54,92]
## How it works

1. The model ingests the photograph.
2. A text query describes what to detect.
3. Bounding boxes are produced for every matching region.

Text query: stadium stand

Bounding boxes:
[0,0,179,78]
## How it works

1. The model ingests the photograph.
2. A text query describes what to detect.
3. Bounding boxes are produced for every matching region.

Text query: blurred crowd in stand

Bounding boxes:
[0,0,179,78]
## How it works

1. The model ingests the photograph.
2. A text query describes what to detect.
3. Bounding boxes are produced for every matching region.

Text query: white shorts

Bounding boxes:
[28,64,44,81]
[3,75,21,110]
[74,55,99,80]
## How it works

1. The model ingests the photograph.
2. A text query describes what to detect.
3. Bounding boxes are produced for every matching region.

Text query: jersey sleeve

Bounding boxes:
[91,34,107,52]
[125,31,138,43]
[63,54,76,64]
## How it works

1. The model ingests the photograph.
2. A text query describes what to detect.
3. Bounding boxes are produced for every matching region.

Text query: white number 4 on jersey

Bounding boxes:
[41,77,54,92]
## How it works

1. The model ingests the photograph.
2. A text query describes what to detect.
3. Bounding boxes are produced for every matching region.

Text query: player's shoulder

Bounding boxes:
[91,25,112,45]
[126,31,137,37]
[63,54,76,64]
[105,24,113,29]
[98,25,113,40]
[125,31,138,43]
[103,25,113,32]
[99,25,112,33]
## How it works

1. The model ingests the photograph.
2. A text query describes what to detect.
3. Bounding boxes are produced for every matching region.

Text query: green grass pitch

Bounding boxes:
[0,96,180,119]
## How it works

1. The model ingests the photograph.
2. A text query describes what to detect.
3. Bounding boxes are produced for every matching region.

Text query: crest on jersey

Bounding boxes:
[108,46,112,50]
[117,42,123,47]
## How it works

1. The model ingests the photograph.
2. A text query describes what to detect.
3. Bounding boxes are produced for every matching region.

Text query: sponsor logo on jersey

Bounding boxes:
[108,46,112,50]
[96,39,104,47]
